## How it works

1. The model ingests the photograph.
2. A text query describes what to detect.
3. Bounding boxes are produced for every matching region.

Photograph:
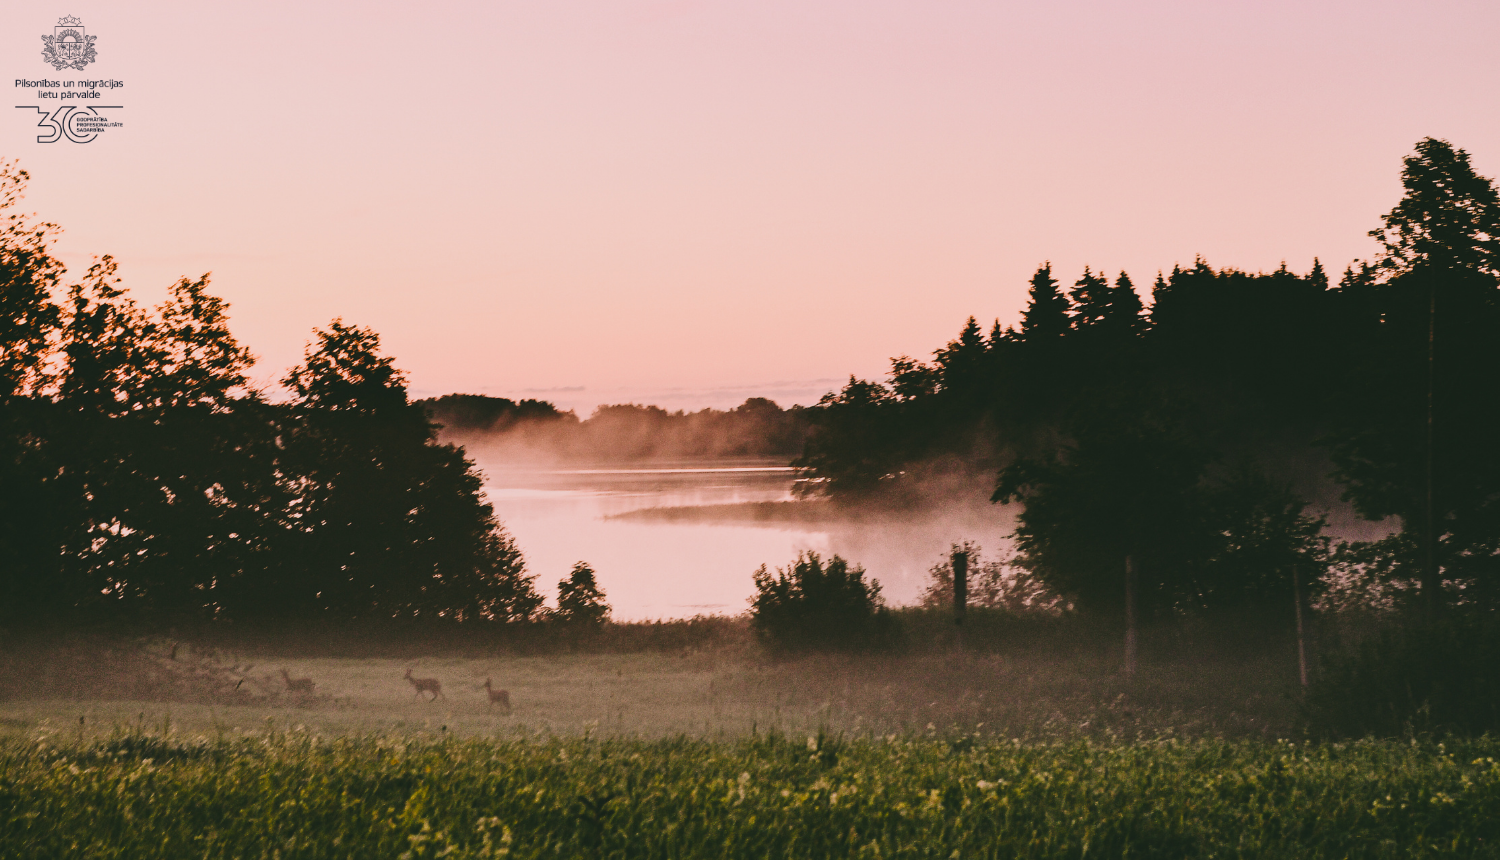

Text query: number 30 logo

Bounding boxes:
[15,105,122,143]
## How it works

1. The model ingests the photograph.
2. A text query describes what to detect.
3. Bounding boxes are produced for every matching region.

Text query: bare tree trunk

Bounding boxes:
[1293,563,1309,689]
[1424,273,1440,620]
[1124,555,1137,678]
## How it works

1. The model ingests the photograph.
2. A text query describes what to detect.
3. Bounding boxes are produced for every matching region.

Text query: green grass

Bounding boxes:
[4,728,1500,858]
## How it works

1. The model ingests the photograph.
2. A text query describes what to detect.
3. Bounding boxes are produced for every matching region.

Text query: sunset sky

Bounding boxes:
[5,1,1498,413]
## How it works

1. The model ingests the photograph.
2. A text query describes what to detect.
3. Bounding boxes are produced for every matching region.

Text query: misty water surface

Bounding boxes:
[475,457,1015,620]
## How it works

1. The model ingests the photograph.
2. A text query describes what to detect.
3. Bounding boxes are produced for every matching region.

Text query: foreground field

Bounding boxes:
[0,643,1488,857]
[0,639,1300,742]
[4,729,1498,858]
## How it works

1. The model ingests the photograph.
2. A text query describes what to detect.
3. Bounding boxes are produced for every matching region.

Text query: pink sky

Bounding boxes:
[6,1,1498,413]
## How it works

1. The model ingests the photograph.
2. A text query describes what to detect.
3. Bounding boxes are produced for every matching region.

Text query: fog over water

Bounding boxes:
[474,456,1016,621]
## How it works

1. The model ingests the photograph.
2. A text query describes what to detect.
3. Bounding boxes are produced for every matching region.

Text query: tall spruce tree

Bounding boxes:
[1068,267,1112,329]
[1106,272,1145,336]
[1020,264,1070,341]
[934,316,988,406]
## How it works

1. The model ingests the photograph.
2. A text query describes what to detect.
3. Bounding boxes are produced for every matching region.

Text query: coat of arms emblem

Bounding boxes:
[42,16,98,72]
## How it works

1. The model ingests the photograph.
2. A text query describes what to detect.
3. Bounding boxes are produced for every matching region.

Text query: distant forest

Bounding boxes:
[793,138,1500,619]
[418,395,811,461]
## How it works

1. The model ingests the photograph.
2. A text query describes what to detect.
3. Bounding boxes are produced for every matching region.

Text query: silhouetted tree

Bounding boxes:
[49,257,174,617]
[1020,263,1070,342]
[1190,468,1329,616]
[1068,267,1112,329]
[1370,139,1500,276]
[553,562,610,626]
[0,162,70,624]
[1105,272,1145,337]
[0,161,62,403]
[0,161,546,629]
[1329,138,1500,609]
[275,321,540,621]
[123,275,276,619]
[993,398,1212,615]
[933,316,987,402]
[419,394,572,433]
[793,377,901,497]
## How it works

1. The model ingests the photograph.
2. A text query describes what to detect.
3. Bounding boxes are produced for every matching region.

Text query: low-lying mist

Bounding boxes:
[420,395,812,465]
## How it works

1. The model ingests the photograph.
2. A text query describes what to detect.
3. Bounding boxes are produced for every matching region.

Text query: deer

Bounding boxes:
[279,668,314,695]
[482,678,512,714]
[404,668,444,701]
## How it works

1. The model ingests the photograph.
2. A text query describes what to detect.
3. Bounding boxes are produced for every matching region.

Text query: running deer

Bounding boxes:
[482,678,512,713]
[404,668,444,701]
[279,669,314,695]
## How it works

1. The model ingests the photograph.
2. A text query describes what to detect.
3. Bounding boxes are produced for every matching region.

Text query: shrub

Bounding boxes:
[920,542,1065,614]
[749,552,899,654]
[1303,615,1500,738]
[552,562,610,626]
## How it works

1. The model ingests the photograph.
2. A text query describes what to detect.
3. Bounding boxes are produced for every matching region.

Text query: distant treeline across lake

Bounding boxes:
[418,395,813,461]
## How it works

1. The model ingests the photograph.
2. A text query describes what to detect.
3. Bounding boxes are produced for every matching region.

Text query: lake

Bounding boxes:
[474,456,1016,620]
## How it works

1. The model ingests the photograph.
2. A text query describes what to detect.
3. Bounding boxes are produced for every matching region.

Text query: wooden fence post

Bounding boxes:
[953,548,968,648]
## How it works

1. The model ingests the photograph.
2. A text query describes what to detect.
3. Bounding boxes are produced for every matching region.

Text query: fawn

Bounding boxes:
[404,668,444,701]
[279,669,314,695]
[482,678,512,713]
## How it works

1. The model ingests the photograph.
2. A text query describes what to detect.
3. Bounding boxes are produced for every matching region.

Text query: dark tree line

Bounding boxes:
[0,161,542,628]
[420,394,811,461]
[418,394,569,434]
[796,138,1500,619]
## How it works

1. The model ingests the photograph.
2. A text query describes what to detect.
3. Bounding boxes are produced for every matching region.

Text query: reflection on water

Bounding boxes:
[477,457,1014,621]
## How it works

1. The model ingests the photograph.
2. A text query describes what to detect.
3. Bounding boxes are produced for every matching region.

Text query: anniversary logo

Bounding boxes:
[14,16,123,143]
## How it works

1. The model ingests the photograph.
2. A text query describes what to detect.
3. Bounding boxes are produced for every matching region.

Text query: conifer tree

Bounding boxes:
[1068,267,1112,329]
[1020,264,1070,341]
[1105,272,1145,335]
[934,316,987,400]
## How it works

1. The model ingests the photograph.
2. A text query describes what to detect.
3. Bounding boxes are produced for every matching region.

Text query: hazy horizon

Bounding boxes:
[409,378,845,417]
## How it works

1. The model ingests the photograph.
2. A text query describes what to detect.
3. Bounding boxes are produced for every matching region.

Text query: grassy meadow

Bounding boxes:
[0,615,1306,742]
[0,621,1485,857]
